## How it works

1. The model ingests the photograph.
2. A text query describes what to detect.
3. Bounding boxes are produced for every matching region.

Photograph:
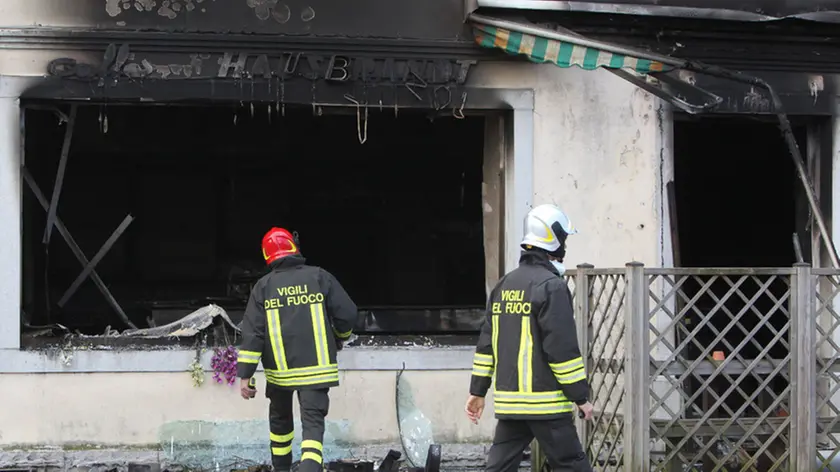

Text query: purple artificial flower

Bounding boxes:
[211,346,239,386]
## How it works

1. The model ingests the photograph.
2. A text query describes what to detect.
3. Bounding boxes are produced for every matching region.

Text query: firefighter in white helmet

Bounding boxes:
[465,204,595,472]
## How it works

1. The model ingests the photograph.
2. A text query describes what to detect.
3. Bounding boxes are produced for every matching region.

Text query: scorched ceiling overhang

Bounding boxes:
[471,0,840,23]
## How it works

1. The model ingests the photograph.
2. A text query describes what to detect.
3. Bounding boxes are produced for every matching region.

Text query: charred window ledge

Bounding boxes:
[3,335,477,374]
[20,333,479,350]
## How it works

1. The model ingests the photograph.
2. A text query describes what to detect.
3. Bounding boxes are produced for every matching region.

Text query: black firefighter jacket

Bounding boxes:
[470,250,590,420]
[237,255,359,389]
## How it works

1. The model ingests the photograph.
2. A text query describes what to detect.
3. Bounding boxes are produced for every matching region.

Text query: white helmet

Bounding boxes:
[520,204,578,255]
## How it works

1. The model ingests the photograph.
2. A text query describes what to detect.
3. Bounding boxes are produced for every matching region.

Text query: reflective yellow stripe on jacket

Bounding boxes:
[265,364,339,387]
[498,315,574,416]
[472,353,494,377]
[493,390,575,415]
[310,303,329,366]
[472,315,499,379]
[517,317,533,392]
[237,350,261,365]
[334,328,353,339]
[550,357,586,384]
[264,301,338,387]
[491,315,500,367]
[333,326,353,340]
[266,308,288,370]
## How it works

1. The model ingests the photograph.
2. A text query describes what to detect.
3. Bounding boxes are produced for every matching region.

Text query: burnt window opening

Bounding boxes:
[674,116,807,270]
[673,116,803,373]
[21,104,488,344]
[672,115,818,422]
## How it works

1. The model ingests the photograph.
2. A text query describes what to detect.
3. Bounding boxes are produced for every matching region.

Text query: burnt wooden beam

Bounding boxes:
[57,214,134,308]
[23,168,137,329]
[42,104,76,246]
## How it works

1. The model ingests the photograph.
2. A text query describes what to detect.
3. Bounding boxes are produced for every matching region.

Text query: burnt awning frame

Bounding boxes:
[469,13,840,268]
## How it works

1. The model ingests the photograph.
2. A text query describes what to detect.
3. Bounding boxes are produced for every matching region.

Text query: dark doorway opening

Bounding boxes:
[672,116,811,432]
[22,104,487,336]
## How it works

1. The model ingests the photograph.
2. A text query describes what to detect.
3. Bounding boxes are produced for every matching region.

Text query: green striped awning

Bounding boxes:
[472,23,673,74]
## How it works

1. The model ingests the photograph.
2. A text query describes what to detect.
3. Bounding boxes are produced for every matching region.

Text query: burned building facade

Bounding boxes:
[1,0,840,469]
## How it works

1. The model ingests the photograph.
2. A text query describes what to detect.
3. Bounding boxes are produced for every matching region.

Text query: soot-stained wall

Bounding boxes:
[0,0,471,40]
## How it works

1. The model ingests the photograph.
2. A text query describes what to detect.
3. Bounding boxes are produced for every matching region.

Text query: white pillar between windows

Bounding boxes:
[504,108,534,273]
[0,77,23,349]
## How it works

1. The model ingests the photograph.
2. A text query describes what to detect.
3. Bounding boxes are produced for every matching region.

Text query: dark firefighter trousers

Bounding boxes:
[267,384,330,472]
[486,417,593,472]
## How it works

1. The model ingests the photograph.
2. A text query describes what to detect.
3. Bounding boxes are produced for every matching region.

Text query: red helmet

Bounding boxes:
[261,227,299,265]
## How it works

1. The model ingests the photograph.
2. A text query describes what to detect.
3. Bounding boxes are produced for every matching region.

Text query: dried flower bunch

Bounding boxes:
[188,359,205,387]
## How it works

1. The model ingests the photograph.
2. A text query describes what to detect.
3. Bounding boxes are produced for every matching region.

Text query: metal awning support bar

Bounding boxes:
[469,12,840,268]
[23,168,137,329]
[609,70,723,114]
[57,214,134,308]
[543,21,723,114]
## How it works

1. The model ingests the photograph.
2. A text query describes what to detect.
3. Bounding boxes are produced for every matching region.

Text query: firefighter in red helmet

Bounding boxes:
[237,227,359,472]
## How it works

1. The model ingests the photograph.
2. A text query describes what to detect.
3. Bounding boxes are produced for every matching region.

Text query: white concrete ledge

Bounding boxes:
[0,345,475,373]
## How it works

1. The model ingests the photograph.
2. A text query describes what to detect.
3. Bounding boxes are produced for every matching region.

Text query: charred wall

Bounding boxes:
[0,0,472,39]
